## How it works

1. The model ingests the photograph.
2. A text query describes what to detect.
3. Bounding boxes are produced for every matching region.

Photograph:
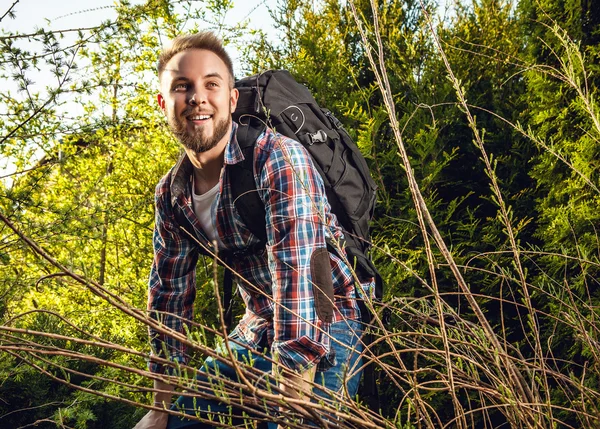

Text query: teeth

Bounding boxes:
[190,115,211,120]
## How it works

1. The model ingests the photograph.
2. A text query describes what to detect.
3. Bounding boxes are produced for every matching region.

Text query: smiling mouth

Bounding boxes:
[188,114,212,121]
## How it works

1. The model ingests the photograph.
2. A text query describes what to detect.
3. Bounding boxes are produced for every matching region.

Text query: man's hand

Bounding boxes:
[275,365,316,429]
[133,410,168,429]
[133,379,174,429]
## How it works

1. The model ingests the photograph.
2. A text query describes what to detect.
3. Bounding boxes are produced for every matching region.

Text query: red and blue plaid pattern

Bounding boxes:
[148,123,372,374]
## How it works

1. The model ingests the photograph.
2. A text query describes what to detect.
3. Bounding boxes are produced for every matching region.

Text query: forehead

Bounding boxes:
[160,49,229,82]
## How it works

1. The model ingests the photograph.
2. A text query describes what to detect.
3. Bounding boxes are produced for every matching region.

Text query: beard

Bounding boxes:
[168,109,231,153]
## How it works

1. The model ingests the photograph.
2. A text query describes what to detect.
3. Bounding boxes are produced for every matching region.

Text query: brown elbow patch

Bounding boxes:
[311,247,335,323]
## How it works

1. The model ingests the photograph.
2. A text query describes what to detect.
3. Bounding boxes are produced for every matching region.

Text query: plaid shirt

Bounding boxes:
[148,123,370,374]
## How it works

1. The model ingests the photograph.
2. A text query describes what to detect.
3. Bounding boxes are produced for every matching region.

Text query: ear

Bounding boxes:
[229,87,239,114]
[157,93,166,113]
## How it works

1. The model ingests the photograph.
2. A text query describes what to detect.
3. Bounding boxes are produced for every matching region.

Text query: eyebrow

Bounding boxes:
[203,72,224,80]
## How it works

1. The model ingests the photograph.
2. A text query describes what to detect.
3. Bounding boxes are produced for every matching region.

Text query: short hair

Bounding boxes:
[157,32,234,87]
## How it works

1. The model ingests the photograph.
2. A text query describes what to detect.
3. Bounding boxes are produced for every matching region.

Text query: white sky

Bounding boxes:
[1,0,275,32]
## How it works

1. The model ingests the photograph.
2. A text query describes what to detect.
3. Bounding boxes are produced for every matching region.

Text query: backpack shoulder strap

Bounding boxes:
[229,122,268,244]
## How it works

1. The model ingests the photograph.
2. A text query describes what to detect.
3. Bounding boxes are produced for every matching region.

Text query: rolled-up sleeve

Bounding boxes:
[258,138,334,372]
[147,182,199,374]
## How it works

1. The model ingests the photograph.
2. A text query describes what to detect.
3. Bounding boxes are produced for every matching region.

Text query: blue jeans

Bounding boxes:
[167,319,363,428]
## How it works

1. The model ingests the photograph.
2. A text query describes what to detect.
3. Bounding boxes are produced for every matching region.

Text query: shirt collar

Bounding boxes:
[224,122,244,166]
[170,122,243,206]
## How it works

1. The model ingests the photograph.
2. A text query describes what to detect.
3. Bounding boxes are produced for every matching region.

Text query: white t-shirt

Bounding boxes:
[191,180,224,248]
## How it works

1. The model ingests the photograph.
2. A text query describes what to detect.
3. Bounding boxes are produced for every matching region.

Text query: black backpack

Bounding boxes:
[231,69,382,300]
[231,70,384,410]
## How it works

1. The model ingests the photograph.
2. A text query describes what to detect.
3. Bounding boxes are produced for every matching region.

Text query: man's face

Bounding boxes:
[157,49,238,153]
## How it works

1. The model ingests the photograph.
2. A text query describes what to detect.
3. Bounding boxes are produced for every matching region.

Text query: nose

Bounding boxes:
[189,91,205,106]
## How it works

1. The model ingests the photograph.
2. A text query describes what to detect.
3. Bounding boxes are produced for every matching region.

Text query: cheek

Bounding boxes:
[165,102,181,120]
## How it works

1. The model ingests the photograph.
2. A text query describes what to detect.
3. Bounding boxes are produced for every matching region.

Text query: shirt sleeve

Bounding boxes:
[147,182,199,374]
[258,137,334,372]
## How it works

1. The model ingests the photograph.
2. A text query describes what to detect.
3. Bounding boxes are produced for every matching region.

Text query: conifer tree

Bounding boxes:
[517,0,600,425]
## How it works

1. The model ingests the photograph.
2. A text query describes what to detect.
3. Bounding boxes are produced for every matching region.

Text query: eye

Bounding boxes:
[173,82,188,91]
[207,81,219,88]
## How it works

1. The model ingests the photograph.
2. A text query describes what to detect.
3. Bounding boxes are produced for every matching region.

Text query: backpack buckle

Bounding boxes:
[308,129,328,145]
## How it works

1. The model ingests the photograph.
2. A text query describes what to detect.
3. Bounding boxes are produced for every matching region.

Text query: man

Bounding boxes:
[135,32,368,429]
